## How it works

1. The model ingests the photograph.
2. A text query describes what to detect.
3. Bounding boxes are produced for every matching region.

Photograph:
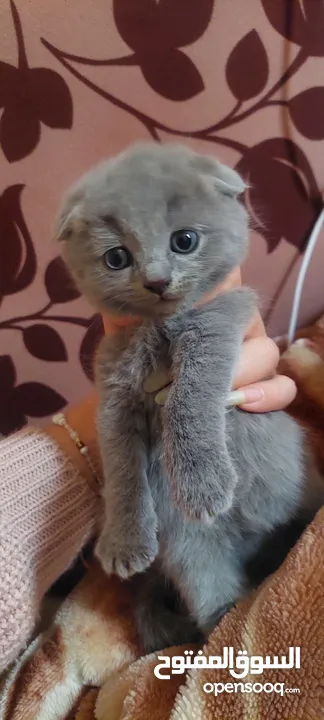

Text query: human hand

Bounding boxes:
[141,268,297,413]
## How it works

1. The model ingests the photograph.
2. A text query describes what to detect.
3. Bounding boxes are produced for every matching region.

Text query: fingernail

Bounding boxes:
[155,386,171,406]
[227,390,246,407]
[241,387,265,405]
[227,387,264,407]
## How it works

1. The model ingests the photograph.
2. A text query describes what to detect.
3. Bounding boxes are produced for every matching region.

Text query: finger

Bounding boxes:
[228,375,297,413]
[102,312,142,335]
[158,374,297,411]
[233,337,280,389]
[195,267,242,308]
[215,266,242,293]
[102,313,121,335]
[244,310,267,340]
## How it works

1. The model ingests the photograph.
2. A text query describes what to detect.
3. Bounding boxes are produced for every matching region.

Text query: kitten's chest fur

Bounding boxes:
[107,320,172,420]
[128,324,172,488]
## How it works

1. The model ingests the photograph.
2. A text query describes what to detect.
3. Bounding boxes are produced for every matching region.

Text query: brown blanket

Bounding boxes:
[1,323,324,720]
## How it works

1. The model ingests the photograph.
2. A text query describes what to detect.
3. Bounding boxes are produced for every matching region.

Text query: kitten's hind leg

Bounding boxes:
[172,533,248,639]
[132,567,203,654]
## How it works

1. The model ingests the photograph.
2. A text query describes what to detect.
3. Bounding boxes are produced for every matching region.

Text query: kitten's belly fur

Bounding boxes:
[146,395,307,623]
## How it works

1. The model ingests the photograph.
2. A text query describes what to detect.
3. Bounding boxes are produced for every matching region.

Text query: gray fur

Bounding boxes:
[57,142,323,651]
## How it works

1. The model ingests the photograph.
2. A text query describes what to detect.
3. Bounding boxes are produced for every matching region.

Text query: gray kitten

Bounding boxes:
[56,142,322,651]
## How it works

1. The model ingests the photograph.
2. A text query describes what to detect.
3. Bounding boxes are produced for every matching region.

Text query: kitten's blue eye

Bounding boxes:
[104,246,132,270]
[170,229,199,254]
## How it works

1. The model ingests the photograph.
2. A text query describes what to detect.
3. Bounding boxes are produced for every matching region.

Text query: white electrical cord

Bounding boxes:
[287,204,324,346]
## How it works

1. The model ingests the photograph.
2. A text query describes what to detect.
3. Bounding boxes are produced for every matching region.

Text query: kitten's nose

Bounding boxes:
[144,278,170,296]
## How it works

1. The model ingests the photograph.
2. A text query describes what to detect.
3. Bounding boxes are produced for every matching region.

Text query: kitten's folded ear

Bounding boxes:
[54,190,85,241]
[190,153,246,197]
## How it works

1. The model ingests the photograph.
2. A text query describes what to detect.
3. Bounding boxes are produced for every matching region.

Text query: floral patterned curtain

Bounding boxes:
[0,0,323,435]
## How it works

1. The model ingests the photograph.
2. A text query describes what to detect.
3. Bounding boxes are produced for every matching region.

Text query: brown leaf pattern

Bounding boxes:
[45,257,81,304]
[80,315,104,383]
[111,0,212,99]
[236,139,323,253]
[140,49,204,101]
[0,185,36,299]
[23,324,68,362]
[0,0,323,429]
[113,0,214,51]
[0,354,66,434]
[226,31,269,101]
[0,2,73,163]
[288,87,324,140]
[261,0,324,57]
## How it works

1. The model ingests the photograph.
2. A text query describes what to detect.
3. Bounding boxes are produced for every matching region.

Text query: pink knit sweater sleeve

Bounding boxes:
[0,427,100,672]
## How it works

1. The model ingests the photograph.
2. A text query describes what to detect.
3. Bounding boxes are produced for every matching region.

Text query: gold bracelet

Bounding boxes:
[52,412,102,493]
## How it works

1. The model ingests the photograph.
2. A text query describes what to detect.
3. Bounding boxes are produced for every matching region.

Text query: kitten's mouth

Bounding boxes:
[132,290,184,315]
[143,291,181,304]
[159,294,184,308]
[160,293,179,302]
[141,292,182,315]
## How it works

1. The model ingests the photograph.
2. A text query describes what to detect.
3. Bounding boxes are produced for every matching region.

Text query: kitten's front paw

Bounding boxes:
[171,452,237,523]
[177,485,234,524]
[95,529,158,580]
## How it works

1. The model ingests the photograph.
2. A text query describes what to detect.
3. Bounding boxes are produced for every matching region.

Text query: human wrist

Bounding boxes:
[45,392,102,485]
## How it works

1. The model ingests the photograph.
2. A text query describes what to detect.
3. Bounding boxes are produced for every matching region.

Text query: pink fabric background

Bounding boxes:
[0,0,323,434]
